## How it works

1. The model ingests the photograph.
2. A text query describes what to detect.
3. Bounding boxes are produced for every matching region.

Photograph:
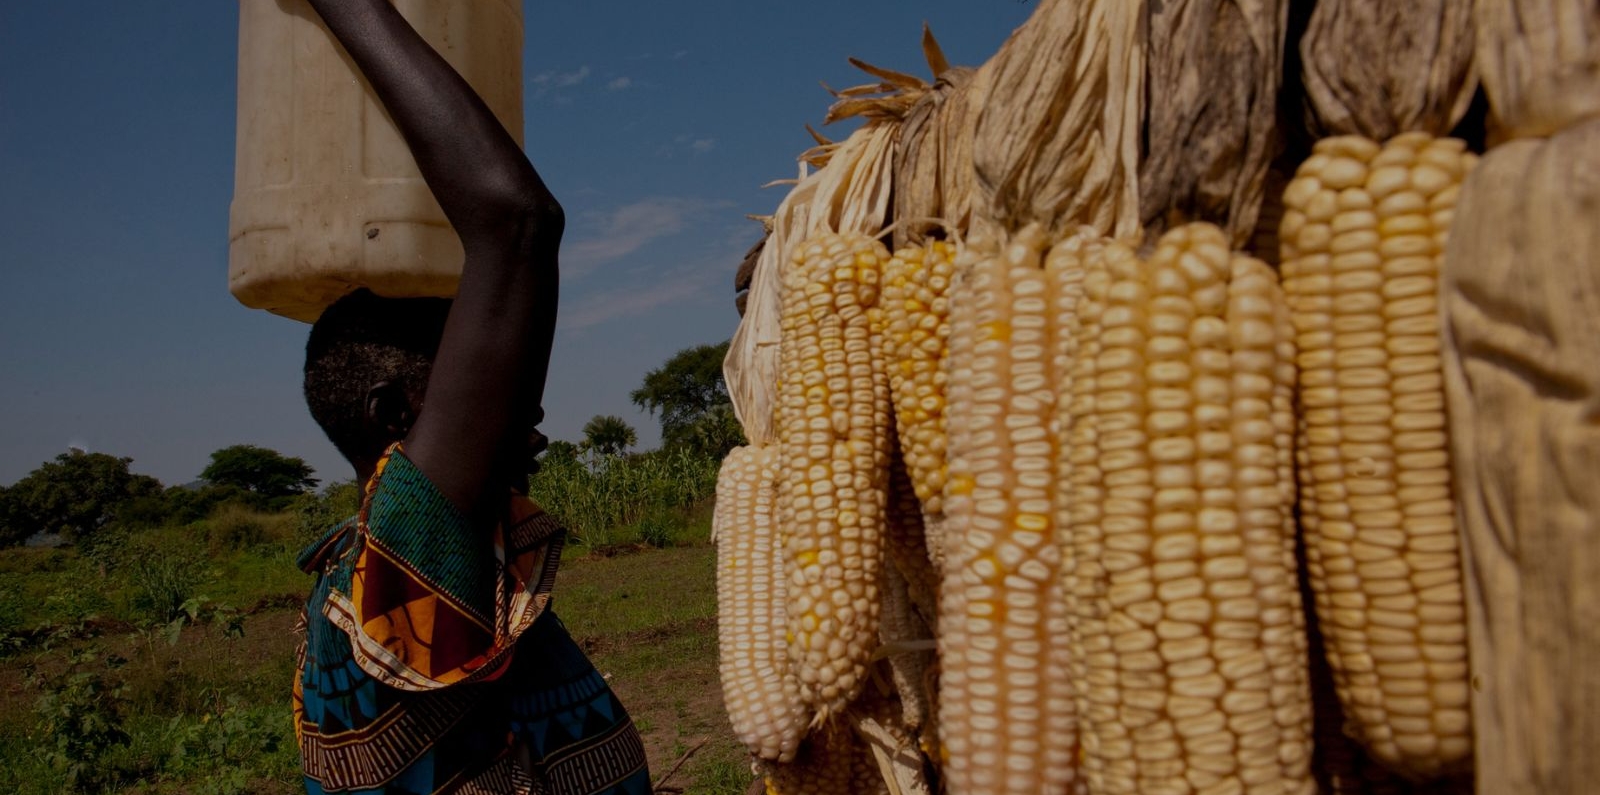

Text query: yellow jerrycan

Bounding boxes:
[229,0,524,322]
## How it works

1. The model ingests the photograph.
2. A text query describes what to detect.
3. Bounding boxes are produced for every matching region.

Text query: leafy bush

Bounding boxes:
[42,580,112,627]
[202,504,298,555]
[293,480,360,550]
[32,650,132,792]
[122,540,205,624]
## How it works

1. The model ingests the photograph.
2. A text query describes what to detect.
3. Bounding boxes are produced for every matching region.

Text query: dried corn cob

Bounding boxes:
[715,445,807,762]
[761,723,888,795]
[939,222,1079,795]
[1067,224,1314,795]
[1280,133,1475,780]
[778,232,893,720]
[882,240,956,523]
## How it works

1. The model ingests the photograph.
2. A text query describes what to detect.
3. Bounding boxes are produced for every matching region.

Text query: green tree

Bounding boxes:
[582,416,637,458]
[2,451,162,545]
[540,440,583,467]
[0,485,24,548]
[630,341,743,456]
[201,444,319,498]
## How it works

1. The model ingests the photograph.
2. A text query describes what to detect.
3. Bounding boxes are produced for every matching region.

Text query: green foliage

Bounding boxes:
[681,403,747,460]
[166,697,290,794]
[630,341,737,454]
[32,649,132,792]
[124,539,205,625]
[1,451,163,546]
[201,504,298,555]
[581,415,638,458]
[293,480,360,549]
[201,444,319,498]
[527,447,719,549]
[163,482,257,525]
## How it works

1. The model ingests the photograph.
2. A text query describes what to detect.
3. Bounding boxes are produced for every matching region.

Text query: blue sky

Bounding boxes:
[0,2,1034,487]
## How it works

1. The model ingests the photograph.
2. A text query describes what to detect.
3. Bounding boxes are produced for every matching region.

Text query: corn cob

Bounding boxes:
[778,232,893,719]
[715,445,807,763]
[939,222,1079,795]
[1067,224,1314,795]
[882,240,957,564]
[762,723,889,795]
[1063,236,1116,794]
[1280,133,1475,779]
[1306,616,1474,795]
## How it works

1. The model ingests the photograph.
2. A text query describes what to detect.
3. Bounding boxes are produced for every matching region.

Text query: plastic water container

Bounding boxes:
[229,0,524,322]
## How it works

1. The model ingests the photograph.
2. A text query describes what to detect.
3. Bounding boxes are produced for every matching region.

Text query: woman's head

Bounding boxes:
[303,289,451,469]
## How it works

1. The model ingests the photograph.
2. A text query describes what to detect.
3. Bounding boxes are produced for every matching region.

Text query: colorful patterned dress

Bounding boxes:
[294,447,652,794]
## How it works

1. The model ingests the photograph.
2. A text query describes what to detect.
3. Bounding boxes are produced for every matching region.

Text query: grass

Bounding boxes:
[0,490,751,794]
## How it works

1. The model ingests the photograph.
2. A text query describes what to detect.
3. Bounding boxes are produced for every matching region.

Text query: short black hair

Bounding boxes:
[304,289,452,465]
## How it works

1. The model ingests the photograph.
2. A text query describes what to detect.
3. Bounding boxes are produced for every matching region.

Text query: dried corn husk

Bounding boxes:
[1475,0,1600,140]
[1300,0,1478,139]
[971,0,1143,238]
[894,66,975,248]
[1441,118,1600,795]
[725,166,814,446]
[1140,0,1288,247]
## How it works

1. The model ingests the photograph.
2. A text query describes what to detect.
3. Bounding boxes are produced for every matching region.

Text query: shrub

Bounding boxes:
[293,480,360,550]
[122,541,204,625]
[33,650,132,792]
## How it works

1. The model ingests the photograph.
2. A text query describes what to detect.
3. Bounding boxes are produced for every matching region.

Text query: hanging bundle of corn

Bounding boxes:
[1440,5,1600,793]
[726,55,922,447]
[1139,0,1288,247]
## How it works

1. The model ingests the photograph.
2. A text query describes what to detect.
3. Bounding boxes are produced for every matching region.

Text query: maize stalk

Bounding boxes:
[714,445,807,762]
[1066,224,1314,795]
[777,232,893,720]
[939,222,1079,795]
[1280,133,1475,780]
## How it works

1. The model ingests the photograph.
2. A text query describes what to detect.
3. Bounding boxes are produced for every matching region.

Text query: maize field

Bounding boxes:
[714,1,1600,793]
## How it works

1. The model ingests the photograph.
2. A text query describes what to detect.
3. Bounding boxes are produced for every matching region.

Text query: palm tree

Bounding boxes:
[582,415,637,458]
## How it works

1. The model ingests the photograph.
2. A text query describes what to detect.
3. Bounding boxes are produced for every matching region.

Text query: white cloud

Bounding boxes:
[657,134,717,158]
[530,65,591,98]
[562,198,729,277]
[561,269,719,331]
[560,222,756,331]
[607,76,633,91]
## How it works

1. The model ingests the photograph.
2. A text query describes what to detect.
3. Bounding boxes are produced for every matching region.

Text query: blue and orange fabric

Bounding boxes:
[294,445,651,794]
